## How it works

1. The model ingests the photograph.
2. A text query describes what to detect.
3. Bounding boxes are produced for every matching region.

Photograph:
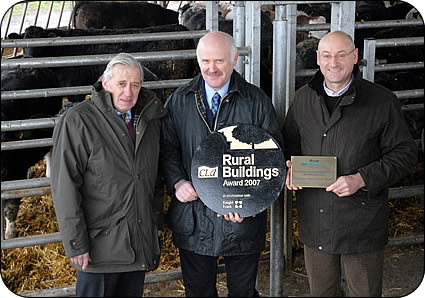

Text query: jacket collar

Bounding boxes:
[181,71,251,100]
[92,82,166,121]
[309,64,360,106]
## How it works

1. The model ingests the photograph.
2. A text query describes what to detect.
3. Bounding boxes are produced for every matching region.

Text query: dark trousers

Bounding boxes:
[76,270,145,297]
[304,244,384,297]
[179,248,260,297]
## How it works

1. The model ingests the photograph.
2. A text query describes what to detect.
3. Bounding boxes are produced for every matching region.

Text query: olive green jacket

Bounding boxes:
[51,85,166,273]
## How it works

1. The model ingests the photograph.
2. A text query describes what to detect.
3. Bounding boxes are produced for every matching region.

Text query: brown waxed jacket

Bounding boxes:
[51,85,166,273]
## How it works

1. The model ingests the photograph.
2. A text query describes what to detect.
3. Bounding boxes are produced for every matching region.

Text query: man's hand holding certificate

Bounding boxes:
[290,156,337,188]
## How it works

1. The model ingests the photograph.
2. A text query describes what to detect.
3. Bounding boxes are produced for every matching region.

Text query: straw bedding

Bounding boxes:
[1,160,423,294]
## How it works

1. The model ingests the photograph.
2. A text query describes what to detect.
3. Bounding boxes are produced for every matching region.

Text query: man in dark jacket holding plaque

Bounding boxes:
[51,53,166,297]
[282,31,418,297]
[160,31,281,297]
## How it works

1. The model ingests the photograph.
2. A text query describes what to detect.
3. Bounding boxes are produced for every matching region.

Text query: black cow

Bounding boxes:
[295,36,320,90]
[375,70,424,94]
[1,68,62,123]
[1,68,63,239]
[179,2,233,30]
[372,26,424,64]
[13,24,197,101]
[353,1,420,50]
[72,1,179,29]
[374,69,424,141]
[2,23,197,238]
[294,1,420,49]
[297,1,417,23]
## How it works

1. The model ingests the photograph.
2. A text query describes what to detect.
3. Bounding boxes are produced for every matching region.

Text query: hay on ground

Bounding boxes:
[1,160,423,294]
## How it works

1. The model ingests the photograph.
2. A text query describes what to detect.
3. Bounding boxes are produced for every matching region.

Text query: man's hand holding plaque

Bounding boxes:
[289,156,337,188]
[174,179,243,222]
[286,156,366,197]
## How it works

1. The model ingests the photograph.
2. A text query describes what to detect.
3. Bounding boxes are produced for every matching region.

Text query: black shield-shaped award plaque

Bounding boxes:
[191,124,286,217]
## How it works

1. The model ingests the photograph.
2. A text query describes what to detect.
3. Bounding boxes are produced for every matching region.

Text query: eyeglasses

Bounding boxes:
[318,48,355,62]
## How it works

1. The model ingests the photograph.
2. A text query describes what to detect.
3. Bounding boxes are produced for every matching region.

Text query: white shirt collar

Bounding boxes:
[323,77,353,97]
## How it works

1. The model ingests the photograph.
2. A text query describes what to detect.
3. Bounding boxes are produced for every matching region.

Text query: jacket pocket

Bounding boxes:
[348,190,384,208]
[167,197,195,236]
[88,217,135,265]
[222,215,260,242]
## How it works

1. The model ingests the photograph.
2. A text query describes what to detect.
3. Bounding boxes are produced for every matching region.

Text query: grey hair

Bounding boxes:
[196,31,238,64]
[102,52,144,81]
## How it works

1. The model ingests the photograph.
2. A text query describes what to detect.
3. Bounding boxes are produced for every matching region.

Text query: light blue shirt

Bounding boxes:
[323,76,353,97]
[205,80,230,110]
[116,110,132,124]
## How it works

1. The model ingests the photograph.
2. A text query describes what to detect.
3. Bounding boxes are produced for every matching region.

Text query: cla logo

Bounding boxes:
[198,166,218,178]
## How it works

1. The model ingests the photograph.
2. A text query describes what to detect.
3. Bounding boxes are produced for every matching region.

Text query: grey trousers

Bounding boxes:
[304,244,385,297]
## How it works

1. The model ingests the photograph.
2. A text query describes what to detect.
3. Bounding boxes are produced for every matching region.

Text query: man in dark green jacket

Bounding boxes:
[51,53,166,297]
[160,31,281,297]
[283,31,418,297]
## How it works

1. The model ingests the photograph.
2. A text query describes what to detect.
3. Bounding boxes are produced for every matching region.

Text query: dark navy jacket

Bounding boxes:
[161,71,282,256]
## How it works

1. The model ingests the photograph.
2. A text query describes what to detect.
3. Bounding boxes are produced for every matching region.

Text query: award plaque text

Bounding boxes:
[191,124,286,217]
[290,156,336,188]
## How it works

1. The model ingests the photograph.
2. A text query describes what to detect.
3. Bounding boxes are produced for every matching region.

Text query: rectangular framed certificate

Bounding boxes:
[290,156,337,188]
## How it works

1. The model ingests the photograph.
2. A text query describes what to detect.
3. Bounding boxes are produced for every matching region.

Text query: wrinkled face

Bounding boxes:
[317,34,358,91]
[197,41,238,91]
[102,64,142,112]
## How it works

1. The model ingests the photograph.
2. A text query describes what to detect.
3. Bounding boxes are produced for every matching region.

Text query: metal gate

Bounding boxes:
[1,1,424,297]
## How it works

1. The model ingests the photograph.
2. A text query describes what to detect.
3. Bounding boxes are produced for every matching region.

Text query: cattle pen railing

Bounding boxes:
[361,35,424,157]
[1,1,74,37]
[1,31,423,209]
[0,29,250,154]
[362,36,425,80]
[2,4,425,262]
[0,24,254,296]
[1,1,424,297]
[2,179,424,251]
[282,17,425,272]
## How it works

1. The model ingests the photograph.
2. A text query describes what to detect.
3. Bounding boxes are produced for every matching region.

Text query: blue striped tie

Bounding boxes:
[211,92,221,116]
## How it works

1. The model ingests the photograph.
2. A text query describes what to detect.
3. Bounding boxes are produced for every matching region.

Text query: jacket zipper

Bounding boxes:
[195,93,212,133]
[195,93,229,133]
[213,94,228,131]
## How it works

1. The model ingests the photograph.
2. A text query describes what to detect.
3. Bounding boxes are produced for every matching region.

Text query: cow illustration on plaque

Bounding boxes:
[191,124,286,217]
